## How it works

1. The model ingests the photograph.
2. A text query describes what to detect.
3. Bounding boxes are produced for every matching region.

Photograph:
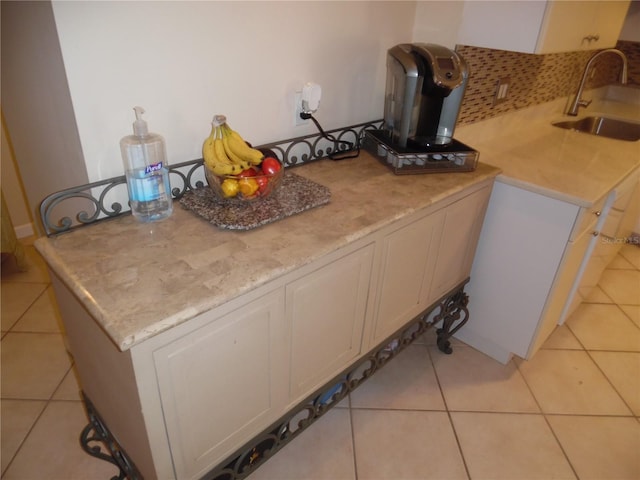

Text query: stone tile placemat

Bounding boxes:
[180,171,331,230]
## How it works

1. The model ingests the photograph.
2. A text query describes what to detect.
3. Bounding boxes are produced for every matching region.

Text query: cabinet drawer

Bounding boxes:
[570,195,607,241]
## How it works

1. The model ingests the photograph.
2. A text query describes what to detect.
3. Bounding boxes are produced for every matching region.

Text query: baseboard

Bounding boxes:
[15,222,35,239]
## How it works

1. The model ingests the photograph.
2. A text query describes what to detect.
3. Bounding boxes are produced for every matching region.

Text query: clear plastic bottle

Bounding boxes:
[120,106,173,222]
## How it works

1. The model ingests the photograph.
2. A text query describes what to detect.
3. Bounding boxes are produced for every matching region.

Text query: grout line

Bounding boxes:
[346,395,360,480]
[426,345,472,480]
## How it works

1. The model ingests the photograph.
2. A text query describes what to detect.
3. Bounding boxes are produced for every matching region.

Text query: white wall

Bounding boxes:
[412,1,465,48]
[619,0,640,41]
[1,115,33,235]
[51,1,417,181]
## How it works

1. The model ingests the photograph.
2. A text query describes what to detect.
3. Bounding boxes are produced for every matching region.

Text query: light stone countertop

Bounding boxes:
[455,86,640,207]
[35,87,639,351]
[35,154,500,351]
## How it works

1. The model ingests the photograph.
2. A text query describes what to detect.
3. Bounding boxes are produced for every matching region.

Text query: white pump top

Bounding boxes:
[132,106,149,137]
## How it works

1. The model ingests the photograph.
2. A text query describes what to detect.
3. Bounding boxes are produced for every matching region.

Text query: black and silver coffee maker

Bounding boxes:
[363,43,477,174]
[384,43,469,148]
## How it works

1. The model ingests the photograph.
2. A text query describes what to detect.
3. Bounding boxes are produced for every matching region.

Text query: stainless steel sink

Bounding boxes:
[552,116,640,141]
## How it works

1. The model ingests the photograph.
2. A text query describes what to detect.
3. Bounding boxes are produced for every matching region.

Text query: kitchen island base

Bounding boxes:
[37,155,497,479]
[77,280,470,480]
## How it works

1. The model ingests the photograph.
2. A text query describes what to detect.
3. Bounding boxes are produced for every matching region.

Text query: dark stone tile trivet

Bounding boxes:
[179,171,331,230]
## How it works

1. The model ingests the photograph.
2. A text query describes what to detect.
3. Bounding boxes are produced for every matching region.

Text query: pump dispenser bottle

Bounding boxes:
[120,106,173,222]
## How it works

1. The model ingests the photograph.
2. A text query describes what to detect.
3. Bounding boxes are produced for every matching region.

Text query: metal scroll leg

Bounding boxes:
[79,392,142,480]
[434,286,470,354]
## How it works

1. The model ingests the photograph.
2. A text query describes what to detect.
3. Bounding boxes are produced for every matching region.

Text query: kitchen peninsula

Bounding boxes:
[35,151,499,480]
[455,86,640,364]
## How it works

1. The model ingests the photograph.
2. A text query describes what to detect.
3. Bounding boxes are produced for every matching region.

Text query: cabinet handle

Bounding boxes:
[582,34,600,44]
[592,231,600,237]
[594,210,601,217]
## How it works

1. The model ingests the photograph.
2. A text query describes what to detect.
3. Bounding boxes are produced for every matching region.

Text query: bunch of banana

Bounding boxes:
[219,119,264,166]
[202,123,239,176]
[202,115,265,176]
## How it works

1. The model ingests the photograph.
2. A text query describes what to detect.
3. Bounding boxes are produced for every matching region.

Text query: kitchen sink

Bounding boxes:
[552,115,640,141]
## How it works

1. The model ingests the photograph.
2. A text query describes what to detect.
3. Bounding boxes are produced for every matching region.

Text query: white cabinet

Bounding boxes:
[153,289,288,480]
[372,211,443,344]
[563,172,640,319]
[47,177,495,480]
[458,0,630,54]
[537,1,631,53]
[287,244,374,402]
[459,171,638,364]
[371,185,492,345]
[457,182,589,363]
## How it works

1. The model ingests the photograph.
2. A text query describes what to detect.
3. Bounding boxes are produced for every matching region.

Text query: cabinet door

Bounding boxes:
[430,185,492,302]
[458,0,629,54]
[287,244,374,401]
[371,211,444,344]
[153,289,287,480]
[537,1,630,53]
[527,224,596,357]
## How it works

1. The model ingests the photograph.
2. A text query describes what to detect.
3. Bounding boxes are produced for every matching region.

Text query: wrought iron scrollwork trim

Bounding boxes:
[39,119,383,237]
[77,279,469,480]
[202,279,470,480]
[79,392,142,480]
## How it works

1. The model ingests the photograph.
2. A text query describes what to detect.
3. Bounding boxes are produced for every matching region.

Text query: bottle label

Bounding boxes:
[145,161,163,175]
[127,165,168,203]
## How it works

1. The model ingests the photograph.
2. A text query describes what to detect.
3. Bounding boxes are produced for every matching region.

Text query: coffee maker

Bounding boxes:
[364,43,477,174]
[384,43,469,148]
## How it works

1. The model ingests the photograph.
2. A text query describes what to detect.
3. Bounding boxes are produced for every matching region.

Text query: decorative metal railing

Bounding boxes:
[39,119,383,237]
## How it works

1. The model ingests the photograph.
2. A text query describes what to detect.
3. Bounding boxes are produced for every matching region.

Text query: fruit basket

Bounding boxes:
[202,115,284,202]
[205,159,284,202]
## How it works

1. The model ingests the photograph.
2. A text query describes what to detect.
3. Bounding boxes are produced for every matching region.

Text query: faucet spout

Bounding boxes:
[567,48,628,116]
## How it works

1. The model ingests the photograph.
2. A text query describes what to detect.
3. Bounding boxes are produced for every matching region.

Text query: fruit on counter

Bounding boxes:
[203,115,284,200]
[261,157,282,176]
[220,121,264,166]
[254,170,269,194]
[220,178,240,198]
[202,115,264,176]
[238,177,259,197]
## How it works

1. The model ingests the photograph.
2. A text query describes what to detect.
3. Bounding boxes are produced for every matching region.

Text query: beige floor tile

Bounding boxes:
[52,366,83,401]
[249,407,355,480]
[0,282,48,332]
[583,284,614,304]
[540,324,583,350]
[620,304,640,329]
[431,345,539,413]
[516,349,631,415]
[567,303,640,351]
[350,344,445,411]
[618,244,640,270]
[607,252,636,269]
[352,409,467,480]
[1,399,47,474]
[598,269,640,305]
[590,351,640,416]
[1,332,72,400]
[547,415,640,480]
[11,285,64,333]
[1,400,120,480]
[451,412,575,480]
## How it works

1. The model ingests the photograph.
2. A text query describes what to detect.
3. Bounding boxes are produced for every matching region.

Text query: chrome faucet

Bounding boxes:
[567,48,628,116]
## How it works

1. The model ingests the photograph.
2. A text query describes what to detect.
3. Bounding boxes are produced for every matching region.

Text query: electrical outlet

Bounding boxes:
[294,92,308,127]
[493,77,510,105]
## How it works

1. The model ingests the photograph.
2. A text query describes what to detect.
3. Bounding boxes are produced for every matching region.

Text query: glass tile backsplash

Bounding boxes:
[456,40,640,125]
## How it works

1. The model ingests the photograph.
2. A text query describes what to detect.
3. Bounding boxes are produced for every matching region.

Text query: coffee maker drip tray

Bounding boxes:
[363,130,479,175]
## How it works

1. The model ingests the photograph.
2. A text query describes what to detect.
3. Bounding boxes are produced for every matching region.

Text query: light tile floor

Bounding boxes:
[1,239,639,480]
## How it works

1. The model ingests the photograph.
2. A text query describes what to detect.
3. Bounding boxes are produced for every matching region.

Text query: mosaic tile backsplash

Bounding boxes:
[456,40,640,125]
